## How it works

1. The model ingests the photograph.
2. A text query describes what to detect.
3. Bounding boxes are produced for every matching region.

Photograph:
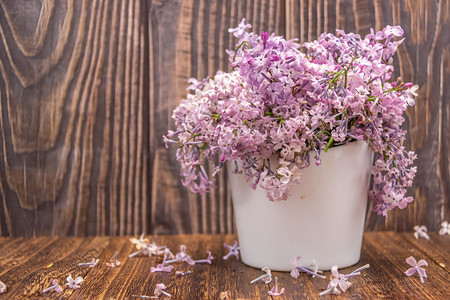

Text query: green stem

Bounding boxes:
[231,41,252,71]
[324,137,334,152]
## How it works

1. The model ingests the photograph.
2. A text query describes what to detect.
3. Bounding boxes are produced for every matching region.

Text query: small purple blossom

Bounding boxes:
[166,245,195,265]
[223,241,240,260]
[290,256,326,279]
[414,225,430,240]
[194,251,214,264]
[268,277,285,296]
[154,283,171,298]
[66,275,83,290]
[250,267,272,284]
[150,264,174,273]
[228,18,252,38]
[106,251,121,268]
[43,279,63,293]
[186,77,208,91]
[439,221,450,236]
[320,264,370,296]
[151,251,174,273]
[405,256,428,283]
[130,233,150,249]
[129,241,167,258]
[78,258,99,268]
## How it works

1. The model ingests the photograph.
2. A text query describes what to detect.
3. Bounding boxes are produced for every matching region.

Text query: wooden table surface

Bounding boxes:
[0,232,448,299]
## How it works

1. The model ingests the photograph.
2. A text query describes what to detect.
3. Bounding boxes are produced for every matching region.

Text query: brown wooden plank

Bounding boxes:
[0,0,448,238]
[364,232,450,299]
[167,234,270,299]
[0,0,149,237]
[399,232,450,272]
[0,234,449,298]
[75,234,271,299]
[71,236,134,299]
[0,237,109,298]
[0,237,55,272]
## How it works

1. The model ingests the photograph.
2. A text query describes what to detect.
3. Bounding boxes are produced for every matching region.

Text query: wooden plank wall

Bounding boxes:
[0,0,448,236]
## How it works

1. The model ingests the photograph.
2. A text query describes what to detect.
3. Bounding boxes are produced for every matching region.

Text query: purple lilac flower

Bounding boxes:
[43,279,63,293]
[106,251,121,267]
[413,225,430,240]
[223,241,240,260]
[166,245,195,265]
[130,233,150,249]
[154,283,171,298]
[166,19,417,215]
[151,251,174,273]
[268,277,285,296]
[186,77,208,91]
[194,251,214,264]
[78,258,99,268]
[66,275,83,290]
[290,256,326,279]
[439,221,450,235]
[250,267,272,284]
[405,256,428,283]
[320,264,370,296]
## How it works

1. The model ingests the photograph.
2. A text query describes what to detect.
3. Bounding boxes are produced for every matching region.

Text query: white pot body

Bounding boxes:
[227,141,373,271]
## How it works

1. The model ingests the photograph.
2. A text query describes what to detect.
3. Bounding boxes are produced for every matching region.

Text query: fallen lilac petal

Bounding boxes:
[268,277,285,296]
[154,283,171,298]
[43,279,63,293]
[290,256,325,279]
[250,267,272,284]
[439,221,450,235]
[413,225,430,240]
[106,251,121,267]
[320,264,366,296]
[151,264,174,273]
[66,274,83,290]
[0,280,6,294]
[194,251,214,264]
[296,266,326,279]
[176,270,192,276]
[78,258,99,268]
[290,256,302,279]
[405,256,428,283]
[130,233,150,249]
[223,241,240,260]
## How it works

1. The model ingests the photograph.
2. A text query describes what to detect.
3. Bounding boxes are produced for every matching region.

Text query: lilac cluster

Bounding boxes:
[164,19,417,216]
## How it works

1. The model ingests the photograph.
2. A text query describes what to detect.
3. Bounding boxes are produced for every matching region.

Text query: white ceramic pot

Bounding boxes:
[227,140,373,271]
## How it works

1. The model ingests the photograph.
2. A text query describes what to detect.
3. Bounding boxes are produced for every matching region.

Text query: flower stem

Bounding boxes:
[296,266,326,279]
[324,137,334,152]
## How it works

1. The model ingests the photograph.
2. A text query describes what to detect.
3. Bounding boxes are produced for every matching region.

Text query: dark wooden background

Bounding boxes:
[0,0,448,237]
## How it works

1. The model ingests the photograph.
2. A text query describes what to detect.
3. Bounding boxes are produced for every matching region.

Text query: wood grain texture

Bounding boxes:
[0,236,109,298]
[0,233,449,299]
[0,0,448,236]
[149,0,286,235]
[0,0,149,236]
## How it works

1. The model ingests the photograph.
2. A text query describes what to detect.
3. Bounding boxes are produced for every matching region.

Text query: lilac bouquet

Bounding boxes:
[164,19,417,216]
